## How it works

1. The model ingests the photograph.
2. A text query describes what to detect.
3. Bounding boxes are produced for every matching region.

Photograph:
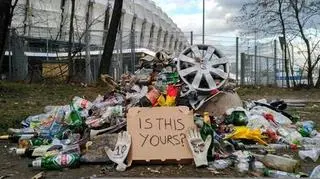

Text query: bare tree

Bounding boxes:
[234,0,292,87]
[289,0,313,86]
[67,0,75,83]
[277,0,291,88]
[0,0,18,74]
[235,0,320,87]
[99,0,123,75]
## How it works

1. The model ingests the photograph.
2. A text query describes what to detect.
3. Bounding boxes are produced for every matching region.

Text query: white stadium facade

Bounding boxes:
[6,0,189,81]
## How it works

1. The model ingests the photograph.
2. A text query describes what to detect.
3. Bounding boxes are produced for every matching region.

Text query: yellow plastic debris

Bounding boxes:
[224,126,268,145]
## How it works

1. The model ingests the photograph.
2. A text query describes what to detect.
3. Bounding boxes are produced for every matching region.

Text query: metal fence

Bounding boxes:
[3,26,308,87]
[240,53,280,86]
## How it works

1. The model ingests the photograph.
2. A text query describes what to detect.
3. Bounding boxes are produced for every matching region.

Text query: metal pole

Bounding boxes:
[236,37,239,83]
[267,57,269,85]
[190,31,193,45]
[254,45,257,85]
[46,16,49,61]
[240,53,245,85]
[202,0,205,44]
[8,30,12,80]
[119,13,123,76]
[274,39,277,86]
[131,15,136,73]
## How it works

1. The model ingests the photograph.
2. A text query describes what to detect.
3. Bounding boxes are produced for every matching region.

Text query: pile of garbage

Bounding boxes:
[1,45,320,178]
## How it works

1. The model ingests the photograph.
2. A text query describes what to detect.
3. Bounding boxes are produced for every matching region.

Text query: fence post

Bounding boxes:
[236,37,239,84]
[267,57,269,85]
[274,40,277,86]
[240,53,245,85]
[190,31,193,45]
[254,45,257,85]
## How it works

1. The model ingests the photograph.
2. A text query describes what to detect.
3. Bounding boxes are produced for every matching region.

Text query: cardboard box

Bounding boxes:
[127,106,195,164]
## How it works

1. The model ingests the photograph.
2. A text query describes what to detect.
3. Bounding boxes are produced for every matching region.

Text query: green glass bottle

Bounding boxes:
[200,112,214,162]
[66,102,84,134]
[69,102,83,126]
[28,153,80,170]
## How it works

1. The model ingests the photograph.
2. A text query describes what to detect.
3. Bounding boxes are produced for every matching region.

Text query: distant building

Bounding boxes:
[4,0,189,81]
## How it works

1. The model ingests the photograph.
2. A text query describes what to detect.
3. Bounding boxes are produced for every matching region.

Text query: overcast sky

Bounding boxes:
[152,0,245,42]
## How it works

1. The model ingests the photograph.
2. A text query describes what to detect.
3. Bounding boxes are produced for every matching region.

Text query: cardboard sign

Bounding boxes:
[127,106,195,163]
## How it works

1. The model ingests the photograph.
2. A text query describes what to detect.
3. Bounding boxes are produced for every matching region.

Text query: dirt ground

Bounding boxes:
[1,82,320,178]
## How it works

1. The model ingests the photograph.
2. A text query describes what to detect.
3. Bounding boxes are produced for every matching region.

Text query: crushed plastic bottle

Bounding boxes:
[21,113,51,128]
[310,165,320,178]
[212,159,233,169]
[237,159,249,173]
[299,149,320,162]
[72,96,93,110]
[233,151,251,173]
[94,93,125,108]
[299,137,320,145]
[296,121,317,137]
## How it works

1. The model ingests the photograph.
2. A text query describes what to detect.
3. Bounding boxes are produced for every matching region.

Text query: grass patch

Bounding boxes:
[1,82,320,134]
[0,82,109,133]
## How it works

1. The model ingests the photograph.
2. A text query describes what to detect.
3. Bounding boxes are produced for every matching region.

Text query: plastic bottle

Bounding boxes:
[21,113,51,128]
[101,105,123,119]
[236,159,249,173]
[310,165,320,178]
[300,144,320,150]
[212,159,233,169]
[298,149,320,162]
[72,96,93,110]
[299,137,320,145]
[252,153,300,173]
[7,127,37,135]
[28,153,80,170]
[200,112,214,162]
[263,169,300,178]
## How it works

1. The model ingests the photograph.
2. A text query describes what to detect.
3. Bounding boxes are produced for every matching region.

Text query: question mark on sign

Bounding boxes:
[180,133,187,147]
